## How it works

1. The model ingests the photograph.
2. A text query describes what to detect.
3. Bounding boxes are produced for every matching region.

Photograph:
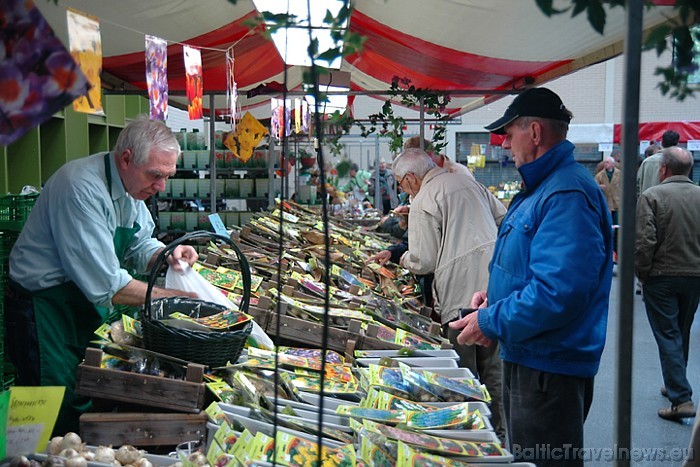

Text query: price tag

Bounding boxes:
[688,140,700,151]
[208,213,228,236]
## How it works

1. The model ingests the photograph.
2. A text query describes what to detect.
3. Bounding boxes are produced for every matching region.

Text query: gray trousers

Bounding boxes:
[444,323,506,444]
[643,275,700,406]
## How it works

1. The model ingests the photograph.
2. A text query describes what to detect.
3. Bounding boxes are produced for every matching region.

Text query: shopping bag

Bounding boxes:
[166,260,274,350]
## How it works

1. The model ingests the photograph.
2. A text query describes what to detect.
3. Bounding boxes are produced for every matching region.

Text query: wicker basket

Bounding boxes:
[142,231,252,367]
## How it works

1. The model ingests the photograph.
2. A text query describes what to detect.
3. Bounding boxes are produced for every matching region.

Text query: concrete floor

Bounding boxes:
[584,271,700,466]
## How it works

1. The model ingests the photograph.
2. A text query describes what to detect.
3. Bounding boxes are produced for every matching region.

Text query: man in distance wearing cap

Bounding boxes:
[449,88,613,466]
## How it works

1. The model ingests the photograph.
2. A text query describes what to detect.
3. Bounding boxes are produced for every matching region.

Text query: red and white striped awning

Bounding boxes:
[35,0,679,118]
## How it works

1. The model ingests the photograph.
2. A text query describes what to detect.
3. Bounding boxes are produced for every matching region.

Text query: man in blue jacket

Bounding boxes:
[450,88,613,466]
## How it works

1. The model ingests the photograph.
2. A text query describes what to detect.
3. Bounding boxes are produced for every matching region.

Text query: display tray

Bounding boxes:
[267,395,339,414]
[354,349,460,359]
[296,391,360,411]
[215,403,344,449]
[355,357,459,368]
[423,400,492,417]
[414,367,475,379]
[12,448,179,467]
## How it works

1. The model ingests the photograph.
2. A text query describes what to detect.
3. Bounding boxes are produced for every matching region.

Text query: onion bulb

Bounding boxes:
[58,449,80,459]
[187,452,207,466]
[60,433,82,452]
[48,437,64,455]
[94,446,116,464]
[65,455,87,467]
[115,445,142,465]
[132,458,153,467]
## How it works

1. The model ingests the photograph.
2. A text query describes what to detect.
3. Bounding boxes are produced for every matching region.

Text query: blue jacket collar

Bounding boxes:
[518,140,575,191]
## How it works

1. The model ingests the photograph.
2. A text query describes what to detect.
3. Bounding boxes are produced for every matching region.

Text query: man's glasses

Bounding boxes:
[398,172,412,188]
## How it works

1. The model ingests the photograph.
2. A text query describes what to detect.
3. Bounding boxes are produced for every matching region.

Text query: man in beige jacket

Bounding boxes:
[393,147,506,441]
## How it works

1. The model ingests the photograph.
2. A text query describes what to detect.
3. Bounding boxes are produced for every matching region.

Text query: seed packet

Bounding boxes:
[365,388,436,412]
[363,419,504,458]
[250,431,275,463]
[213,422,239,453]
[335,406,406,424]
[277,347,345,364]
[404,403,485,430]
[284,373,359,395]
[205,401,229,425]
[404,365,491,403]
[168,309,252,331]
[395,329,442,350]
[274,431,355,467]
[207,380,244,405]
[206,435,233,467]
[359,430,396,467]
[364,365,437,402]
[229,429,256,464]
[395,441,475,467]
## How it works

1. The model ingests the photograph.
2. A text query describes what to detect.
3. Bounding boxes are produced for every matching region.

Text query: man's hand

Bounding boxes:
[368,250,391,266]
[167,245,199,271]
[470,290,488,309]
[448,312,492,347]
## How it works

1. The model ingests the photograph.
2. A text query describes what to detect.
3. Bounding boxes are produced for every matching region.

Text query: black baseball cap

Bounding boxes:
[485,87,572,134]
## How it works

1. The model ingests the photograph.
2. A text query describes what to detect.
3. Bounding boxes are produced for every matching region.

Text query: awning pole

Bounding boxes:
[614,1,643,466]
[419,96,425,149]
[209,93,216,214]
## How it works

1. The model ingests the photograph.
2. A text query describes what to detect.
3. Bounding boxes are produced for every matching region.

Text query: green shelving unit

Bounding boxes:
[0,92,149,193]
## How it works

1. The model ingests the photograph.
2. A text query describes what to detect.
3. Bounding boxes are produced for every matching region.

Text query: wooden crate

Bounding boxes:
[76,348,207,413]
[80,412,208,447]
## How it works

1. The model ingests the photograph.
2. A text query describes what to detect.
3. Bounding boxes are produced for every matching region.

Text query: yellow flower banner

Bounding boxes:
[224,112,268,163]
[67,8,102,115]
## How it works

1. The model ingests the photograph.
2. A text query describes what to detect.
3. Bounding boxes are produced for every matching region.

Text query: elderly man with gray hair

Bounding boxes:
[393,147,506,441]
[636,146,700,422]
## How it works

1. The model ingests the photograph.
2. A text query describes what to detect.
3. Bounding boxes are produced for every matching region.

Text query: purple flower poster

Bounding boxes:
[0,0,90,146]
[145,35,168,121]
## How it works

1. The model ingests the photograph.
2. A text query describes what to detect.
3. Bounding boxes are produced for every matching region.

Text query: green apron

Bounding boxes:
[33,153,140,434]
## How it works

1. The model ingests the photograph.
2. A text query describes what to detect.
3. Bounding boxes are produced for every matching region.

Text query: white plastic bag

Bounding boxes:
[165,260,274,350]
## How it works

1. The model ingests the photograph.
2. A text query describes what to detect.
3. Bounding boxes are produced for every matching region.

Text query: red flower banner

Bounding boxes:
[183,45,203,120]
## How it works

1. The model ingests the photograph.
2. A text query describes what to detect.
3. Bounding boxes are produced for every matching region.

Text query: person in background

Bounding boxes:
[637,129,680,196]
[635,147,700,421]
[450,87,613,467]
[6,116,199,434]
[388,147,507,442]
[340,162,371,201]
[595,149,622,173]
[368,159,399,215]
[595,156,621,225]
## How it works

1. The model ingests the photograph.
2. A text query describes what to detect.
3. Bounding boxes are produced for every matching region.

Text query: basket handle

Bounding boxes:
[143,230,252,319]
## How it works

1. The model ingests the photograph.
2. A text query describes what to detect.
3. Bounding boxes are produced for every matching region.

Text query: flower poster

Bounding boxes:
[145,35,168,121]
[183,45,203,120]
[224,112,268,163]
[0,0,90,146]
[67,8,102,115]
[270,98,291,141]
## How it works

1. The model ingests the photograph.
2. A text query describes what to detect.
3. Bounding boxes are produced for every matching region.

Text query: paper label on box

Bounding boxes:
[209,213,228,236]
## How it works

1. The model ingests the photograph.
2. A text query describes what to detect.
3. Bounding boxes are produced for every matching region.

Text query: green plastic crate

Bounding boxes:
[0,193,39,231]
